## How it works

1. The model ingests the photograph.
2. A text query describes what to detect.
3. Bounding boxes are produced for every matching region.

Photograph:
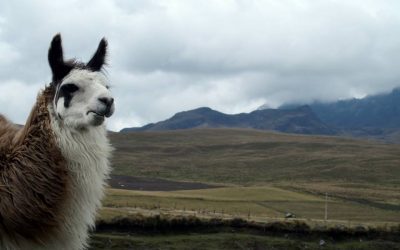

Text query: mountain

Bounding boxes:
[310,88,400,129]
[121,88,400,139]
[273,88,400,140]
[121,106,336,135]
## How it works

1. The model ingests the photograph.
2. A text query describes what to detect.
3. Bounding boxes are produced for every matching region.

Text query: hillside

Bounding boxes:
[121,106,336,135]
[109,129,400,186]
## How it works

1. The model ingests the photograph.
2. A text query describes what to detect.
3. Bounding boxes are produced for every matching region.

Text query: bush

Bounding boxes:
[95,214,400,241]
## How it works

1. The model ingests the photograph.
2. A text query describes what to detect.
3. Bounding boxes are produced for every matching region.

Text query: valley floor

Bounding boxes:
[100,129,400,249]
[91,185,400,249]
[100,185,400,225]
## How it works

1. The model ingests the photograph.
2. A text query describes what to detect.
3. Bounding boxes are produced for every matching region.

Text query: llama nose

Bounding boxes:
[98,97,114,108]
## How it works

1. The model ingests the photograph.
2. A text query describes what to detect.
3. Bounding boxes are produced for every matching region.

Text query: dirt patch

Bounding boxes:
[109,175,221,191]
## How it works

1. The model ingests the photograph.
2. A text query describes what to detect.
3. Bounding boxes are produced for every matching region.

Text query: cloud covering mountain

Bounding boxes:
[1,1,400,131]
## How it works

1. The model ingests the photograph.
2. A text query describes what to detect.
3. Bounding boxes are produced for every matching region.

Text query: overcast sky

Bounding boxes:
[1,0,400,131]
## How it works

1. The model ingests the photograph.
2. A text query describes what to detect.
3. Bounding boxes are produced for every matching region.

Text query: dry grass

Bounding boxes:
[104,129,400,225]
[100,187,400,224]
[110,129,400,186]
[282,182,400,206]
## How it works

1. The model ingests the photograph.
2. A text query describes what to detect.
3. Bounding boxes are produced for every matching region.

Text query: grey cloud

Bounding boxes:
[1,1,400,131]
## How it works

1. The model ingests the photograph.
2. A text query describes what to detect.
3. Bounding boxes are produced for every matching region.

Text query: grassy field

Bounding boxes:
[93,186,400,249]
[110,129,400,186]
[109,128,400,212]
[94,183,400,249]
[281,182,400,211]
[100,186,400,225]
[97,129,400,249]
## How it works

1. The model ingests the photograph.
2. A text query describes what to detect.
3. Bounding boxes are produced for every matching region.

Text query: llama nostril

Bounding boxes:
[98,97,113,107]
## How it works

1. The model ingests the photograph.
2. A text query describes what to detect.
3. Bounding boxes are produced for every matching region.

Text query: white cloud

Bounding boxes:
[0,80,41,123]
[1,0,400,131]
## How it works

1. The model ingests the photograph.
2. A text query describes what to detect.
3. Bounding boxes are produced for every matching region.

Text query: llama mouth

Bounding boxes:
[87,111,106,118]
[87,111,106,126]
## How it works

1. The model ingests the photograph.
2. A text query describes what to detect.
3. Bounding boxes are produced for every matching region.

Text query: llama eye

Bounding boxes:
[61,83,79,93]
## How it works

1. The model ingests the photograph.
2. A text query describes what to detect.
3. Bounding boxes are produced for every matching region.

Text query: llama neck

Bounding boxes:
[48,108,112,250]
[49,117,112,176]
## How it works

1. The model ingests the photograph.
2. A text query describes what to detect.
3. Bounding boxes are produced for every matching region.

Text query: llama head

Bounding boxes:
[48,34,115,129]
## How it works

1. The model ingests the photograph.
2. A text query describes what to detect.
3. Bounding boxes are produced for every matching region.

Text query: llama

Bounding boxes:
[0,34,114,250]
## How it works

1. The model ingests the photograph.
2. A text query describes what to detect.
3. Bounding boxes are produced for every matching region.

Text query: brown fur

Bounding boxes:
[0,86,68,244]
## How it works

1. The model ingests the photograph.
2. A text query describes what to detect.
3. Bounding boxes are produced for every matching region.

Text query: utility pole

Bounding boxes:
[324,192,328,221]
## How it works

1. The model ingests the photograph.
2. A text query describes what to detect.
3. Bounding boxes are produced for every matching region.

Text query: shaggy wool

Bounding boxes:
[0,86,68,245]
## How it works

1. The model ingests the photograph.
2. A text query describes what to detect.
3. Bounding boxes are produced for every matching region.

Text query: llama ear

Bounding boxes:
[87,38,107,71]
[48,34,71,83]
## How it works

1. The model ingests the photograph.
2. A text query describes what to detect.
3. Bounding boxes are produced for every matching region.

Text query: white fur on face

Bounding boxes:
[54,69,115,129]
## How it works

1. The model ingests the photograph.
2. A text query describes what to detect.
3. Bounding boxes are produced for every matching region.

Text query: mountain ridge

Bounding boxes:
[121,105,336,135]
[310,88,400,129]
[120,87,400,141]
